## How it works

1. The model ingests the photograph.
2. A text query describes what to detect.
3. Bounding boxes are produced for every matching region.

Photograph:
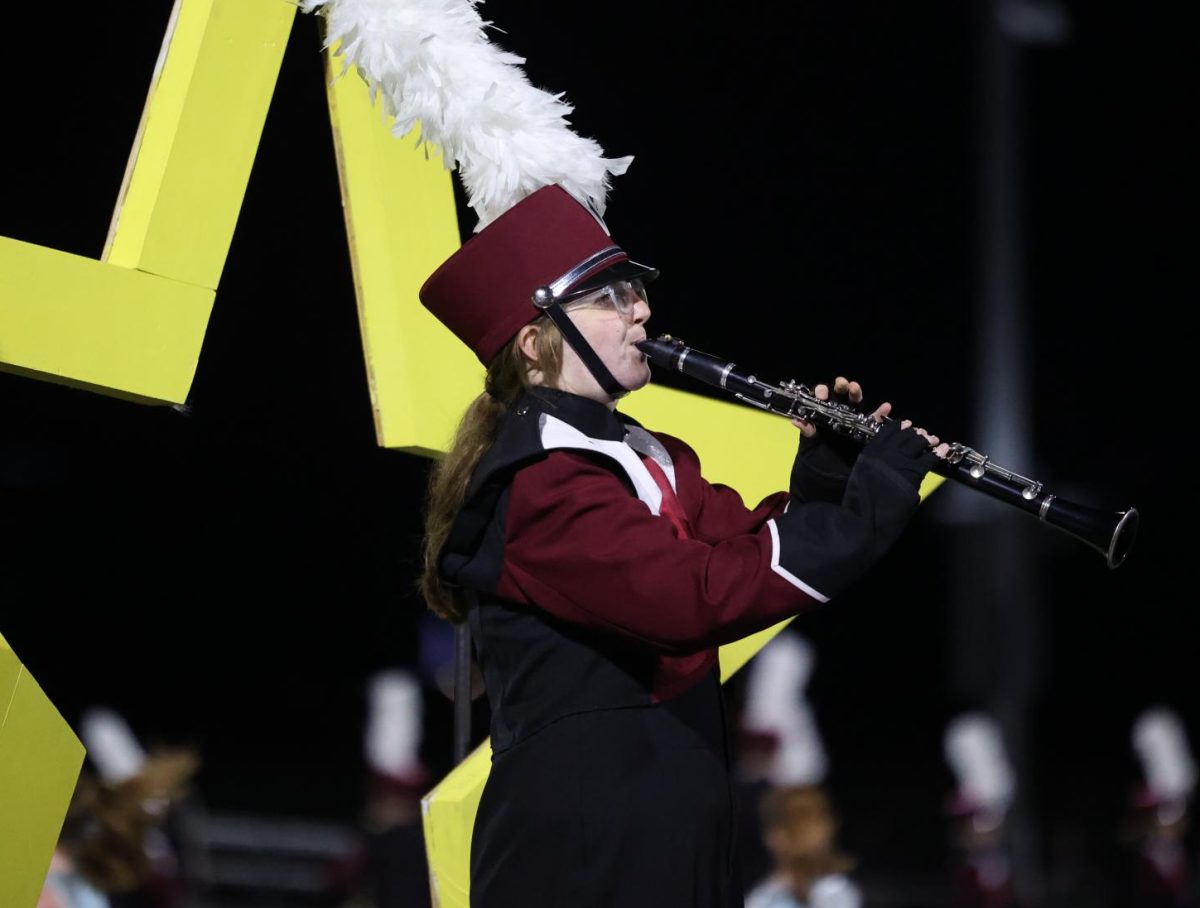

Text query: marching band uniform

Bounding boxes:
[294,2,942,899]
[420,186,938,907]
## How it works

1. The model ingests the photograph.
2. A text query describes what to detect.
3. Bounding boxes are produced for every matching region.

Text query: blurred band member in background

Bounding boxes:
[40,708,198,908]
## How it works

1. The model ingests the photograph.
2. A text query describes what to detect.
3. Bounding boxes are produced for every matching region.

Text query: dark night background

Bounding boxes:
[1,2,1194,906]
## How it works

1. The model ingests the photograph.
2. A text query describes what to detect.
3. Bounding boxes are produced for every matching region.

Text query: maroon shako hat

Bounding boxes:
[419,185,657,372]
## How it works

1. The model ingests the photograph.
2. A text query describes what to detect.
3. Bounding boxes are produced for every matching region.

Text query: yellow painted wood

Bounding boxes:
[323,52,480,453]
[0,633,86,908]
[103,0,296,289]
[420,742,489,908]
[0,237,214,403]
[3,0,290,403]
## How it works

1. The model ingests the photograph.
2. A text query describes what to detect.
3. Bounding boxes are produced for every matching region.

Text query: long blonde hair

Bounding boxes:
[421,317,563,622]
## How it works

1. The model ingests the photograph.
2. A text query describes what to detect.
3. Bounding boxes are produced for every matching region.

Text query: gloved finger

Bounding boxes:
[913,427,940,447]
[893,425,932,457]
[791,417,818,438]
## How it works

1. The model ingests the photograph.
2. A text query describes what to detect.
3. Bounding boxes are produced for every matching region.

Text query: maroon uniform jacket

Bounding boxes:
[439,388,927,907]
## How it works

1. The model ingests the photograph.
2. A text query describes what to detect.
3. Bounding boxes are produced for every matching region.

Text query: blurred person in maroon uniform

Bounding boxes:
[338,668,433,908]
[1117,706,1197,908]
[943,713,1018,908]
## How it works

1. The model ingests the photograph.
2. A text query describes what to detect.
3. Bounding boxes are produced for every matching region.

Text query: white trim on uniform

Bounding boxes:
[539,414,663,515]
[766,519,829,602]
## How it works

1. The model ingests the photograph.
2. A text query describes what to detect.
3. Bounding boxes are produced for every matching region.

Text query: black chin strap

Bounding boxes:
[539,301,629,399]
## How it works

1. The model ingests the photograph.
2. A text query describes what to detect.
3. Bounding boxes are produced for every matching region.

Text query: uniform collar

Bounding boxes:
[522,387,629,442]
[441,387,643,587]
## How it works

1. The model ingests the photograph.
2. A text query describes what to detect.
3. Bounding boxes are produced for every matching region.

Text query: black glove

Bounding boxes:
[791,387,873,502]
[858,419,940,488]
[791,433,855,504]
[795,384,867,470]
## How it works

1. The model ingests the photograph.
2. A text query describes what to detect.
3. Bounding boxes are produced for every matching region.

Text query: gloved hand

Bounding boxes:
[859,418,945,488]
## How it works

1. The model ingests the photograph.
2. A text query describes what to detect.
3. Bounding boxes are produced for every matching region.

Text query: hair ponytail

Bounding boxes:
[420,318,562,621]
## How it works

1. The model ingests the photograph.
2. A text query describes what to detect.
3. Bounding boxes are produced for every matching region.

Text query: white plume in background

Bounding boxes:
[944,712,1015,815]
[1133,706,1196,805]
[742,632,828,786]
[80,707,147,785]
[301,0,633,230]
[365,669,424,779]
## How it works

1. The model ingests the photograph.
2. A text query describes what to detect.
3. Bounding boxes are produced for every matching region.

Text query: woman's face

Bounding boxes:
[554,279,652,406]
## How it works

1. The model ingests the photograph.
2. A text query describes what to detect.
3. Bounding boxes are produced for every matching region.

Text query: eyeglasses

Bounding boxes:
[561,279,647,322]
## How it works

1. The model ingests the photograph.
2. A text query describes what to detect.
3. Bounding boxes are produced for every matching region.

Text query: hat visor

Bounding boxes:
[557,259,659,303]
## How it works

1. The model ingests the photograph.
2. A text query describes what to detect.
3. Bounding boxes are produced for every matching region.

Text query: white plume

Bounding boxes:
[944,712,1015,814]
[742,632,828,786]
[80,707,147,785]
[365,669,424,778]
[302,0,633,230]
[1133,706,1196,804]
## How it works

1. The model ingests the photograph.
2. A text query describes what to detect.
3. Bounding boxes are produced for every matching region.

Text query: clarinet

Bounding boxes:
[636,335,1139,569]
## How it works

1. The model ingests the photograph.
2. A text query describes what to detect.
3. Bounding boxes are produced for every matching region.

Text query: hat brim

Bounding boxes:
[557,259,660,303]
